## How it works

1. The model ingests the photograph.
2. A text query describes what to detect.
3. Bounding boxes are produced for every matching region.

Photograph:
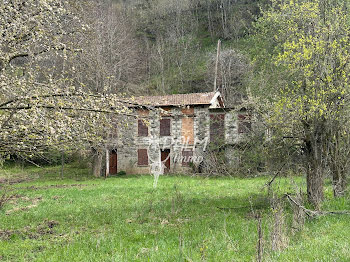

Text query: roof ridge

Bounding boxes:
[128,91,220,107]
[134,91,216,98]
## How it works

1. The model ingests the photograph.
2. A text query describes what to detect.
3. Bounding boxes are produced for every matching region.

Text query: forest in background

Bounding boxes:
[104,0,265,105]
[3,2,350,260]
[3,0,350,209]
[1,0,266,170]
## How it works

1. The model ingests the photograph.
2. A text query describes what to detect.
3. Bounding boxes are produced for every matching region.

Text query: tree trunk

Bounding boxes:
[304,128,325,208]
[306,166,324,209]
[60,150,64,180]
[256,213,263,262]
[329,131,347,198]
[332,168,346,197]
[105,149,110,178]
[92,148,103,177]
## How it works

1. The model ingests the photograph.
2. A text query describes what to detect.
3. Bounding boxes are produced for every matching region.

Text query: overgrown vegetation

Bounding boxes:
[1,166,350,261]
[3,1,350,259]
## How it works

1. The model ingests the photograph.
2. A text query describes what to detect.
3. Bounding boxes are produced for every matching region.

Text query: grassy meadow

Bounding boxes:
[0,165,349,261]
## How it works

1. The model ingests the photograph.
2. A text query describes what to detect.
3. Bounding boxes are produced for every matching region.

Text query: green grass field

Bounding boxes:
[0,165,350,261]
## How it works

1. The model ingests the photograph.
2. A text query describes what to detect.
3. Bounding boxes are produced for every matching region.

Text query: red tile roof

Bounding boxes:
[130,92,217,107]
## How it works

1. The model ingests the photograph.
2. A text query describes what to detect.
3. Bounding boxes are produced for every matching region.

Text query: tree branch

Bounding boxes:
[285,193,350,217]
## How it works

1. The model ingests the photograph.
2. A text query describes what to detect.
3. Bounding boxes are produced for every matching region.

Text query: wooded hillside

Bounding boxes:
[108,0,266,100]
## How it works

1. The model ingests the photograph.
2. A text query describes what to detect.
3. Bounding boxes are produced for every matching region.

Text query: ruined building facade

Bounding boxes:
[105,92,251,175]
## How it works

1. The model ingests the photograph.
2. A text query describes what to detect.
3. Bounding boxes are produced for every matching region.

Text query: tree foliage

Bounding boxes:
[255,0,350,206]
[0,1,131,161]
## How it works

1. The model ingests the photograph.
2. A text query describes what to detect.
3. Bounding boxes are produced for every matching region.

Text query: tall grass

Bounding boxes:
[0,166,349,261]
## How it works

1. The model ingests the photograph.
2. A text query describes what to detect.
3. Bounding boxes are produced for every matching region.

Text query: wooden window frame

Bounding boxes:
[137,149,149,166]
[181,116,194,145]
[160,118,171,136]
[138,119,148,137]
[210,114,225,143]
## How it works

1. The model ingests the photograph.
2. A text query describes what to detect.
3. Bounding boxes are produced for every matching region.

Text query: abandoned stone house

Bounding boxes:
[105,91,251,175]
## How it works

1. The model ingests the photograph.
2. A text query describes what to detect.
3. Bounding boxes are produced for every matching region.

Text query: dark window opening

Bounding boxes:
[138,119,148,137]
[210,114,225,144]
[160,118,171,136]
[137,149,148,166]
[109,149,118,174]
[161,149,171,173]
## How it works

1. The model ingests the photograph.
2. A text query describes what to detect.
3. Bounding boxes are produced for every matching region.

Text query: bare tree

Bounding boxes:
[207,49,251,106]
[73,1,145,95]
[0,1,132,164]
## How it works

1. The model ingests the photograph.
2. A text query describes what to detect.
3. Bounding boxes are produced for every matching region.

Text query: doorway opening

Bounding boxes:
[109,149,117,174]
[161,149,170,173]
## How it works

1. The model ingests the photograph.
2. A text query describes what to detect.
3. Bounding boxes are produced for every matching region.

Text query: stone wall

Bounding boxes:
[111,106,244,175]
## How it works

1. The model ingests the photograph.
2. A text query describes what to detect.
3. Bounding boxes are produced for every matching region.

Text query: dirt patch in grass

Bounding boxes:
[0,229,14,240]
[5,196,42,215]
[18,184,95,190]
[0,171,38,186]
[0,219,60,240]
[7,194,42,203]
[0,194,17,209]
[52,195,63,200]
[0,177,29,185]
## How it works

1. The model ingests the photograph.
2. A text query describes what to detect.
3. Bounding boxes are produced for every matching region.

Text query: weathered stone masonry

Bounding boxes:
[106,92,250,175]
